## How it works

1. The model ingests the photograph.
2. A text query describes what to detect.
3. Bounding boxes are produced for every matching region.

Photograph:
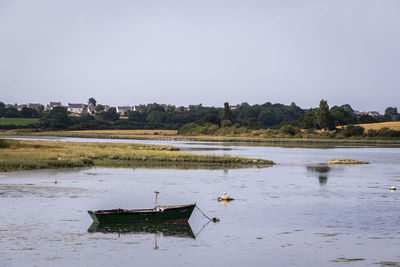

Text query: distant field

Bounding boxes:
[352,121,400,131]
[0,118,40,126]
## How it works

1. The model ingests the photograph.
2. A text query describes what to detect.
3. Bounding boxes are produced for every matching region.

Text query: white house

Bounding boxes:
[117,106,132,115]
[46,102,61,110]
[68,103,84,114]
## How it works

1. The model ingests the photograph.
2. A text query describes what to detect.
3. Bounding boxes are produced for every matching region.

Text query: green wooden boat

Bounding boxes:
[88,204,196,224]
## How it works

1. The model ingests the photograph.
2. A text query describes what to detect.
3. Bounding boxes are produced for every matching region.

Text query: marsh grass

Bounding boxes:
[0,139,274,171]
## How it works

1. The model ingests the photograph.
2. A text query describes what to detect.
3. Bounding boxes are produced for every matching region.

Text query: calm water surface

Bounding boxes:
[1,137,400,266]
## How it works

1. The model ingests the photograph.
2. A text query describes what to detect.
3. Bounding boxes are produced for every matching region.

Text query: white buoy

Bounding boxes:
[390,186,396,191]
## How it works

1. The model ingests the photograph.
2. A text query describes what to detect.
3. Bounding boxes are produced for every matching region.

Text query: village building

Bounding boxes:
[367,111,381,117]
[46,102,62,110]
[68,103,84,114]
[19,104,28,110]
[28,103,41,110]
[4,103,19,110]
[186,104,200,111]
[117,106,132,115]
[354,110,381,118]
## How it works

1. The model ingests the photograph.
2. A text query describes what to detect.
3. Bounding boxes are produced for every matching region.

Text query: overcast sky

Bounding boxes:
[1,0,399,112]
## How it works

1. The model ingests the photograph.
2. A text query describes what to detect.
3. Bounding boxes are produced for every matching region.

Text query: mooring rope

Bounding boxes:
[194,220,212,238]
[195,205,215,222]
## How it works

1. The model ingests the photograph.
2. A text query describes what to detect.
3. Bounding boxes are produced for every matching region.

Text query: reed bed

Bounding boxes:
[0,139,273,171]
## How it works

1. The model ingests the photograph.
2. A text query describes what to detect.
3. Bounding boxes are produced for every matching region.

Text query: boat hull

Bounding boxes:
[88,204,196,224]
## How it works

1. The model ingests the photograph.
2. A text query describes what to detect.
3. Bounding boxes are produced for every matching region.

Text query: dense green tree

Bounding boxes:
[341,104,354,113]
[98,107,119,122]
[243,118,258,128]
[221,102,232,121]
[300,109,317,129]
[41,106,71,129]
[88,97,97,107]
[358,115,378,123]
[4,107,19,118]
[88,98,97,114]
[95,104,104,113]
[203,114,220,125]
[316,100,334,130]
[96,108,117,122]
[258,110,276,126]
[237,104,260,124]
[176,106,185,112]
[147,111,167,125]
[385,107,397,116]
[78,113,94,122]
[36,104,45,115]
[146,103,165,113]
[221,120,232,127]
[0,102,6,117]
[385,107,398,121]
[21,107,39,118]
[330,105,357,126]
[127,111,146,123]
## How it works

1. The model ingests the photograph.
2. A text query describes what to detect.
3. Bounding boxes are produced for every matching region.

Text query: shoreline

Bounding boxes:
[1,129,400,146]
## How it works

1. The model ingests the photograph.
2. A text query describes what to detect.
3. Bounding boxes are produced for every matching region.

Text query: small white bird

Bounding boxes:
[390,186,396,191]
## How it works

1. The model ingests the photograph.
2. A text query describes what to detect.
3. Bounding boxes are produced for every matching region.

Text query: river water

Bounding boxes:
[1,137,400,266]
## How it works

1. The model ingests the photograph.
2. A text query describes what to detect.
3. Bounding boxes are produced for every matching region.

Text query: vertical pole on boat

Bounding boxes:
[154,191,160,208]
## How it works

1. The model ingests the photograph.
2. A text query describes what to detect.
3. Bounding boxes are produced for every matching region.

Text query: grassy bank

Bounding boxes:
[0,118,40,126]
[0,139,273,171]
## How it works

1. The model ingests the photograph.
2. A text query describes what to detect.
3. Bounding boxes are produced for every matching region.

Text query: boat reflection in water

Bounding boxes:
[306,164,331,186]
[87,222,196,239]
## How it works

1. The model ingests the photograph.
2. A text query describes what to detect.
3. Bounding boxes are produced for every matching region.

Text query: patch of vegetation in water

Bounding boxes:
[330,258,365,262]
[375,261,400,266]
[327,158,369,164]
[0,139,274,171]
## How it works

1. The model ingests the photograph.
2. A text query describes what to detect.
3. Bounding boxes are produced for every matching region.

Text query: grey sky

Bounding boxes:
[1,0,399,112]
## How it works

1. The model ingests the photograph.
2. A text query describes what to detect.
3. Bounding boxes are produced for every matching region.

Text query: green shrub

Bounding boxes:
[366,127,400,138]
[178,123,200,134]
[279,125,299,136]
[221,120,232,128]
[0,139,10,148]
[342,125,364,137]
[206,124,220,134]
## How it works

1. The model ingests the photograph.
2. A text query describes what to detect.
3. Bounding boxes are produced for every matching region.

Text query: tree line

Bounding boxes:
[0,99,399,132]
